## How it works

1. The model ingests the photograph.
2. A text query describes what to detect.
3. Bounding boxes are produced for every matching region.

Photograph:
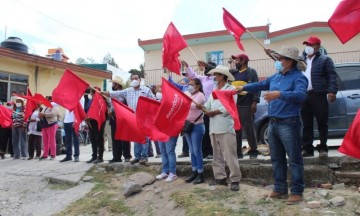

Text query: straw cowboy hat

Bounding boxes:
[208,65,235,81]
[277,46,300,62]
[110,76,124,86]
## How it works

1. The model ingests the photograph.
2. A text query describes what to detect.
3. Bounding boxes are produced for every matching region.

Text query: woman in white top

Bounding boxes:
[27,104,42,159]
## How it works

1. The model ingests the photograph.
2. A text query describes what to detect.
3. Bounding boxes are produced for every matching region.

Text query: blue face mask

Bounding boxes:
[274,60,283,72]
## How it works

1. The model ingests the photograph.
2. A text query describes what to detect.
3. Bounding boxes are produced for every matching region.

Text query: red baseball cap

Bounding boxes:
[303,36,321,45]
[231,54,249,62]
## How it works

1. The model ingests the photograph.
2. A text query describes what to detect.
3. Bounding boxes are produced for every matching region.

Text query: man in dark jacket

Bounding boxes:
[301,36,338,158]
[230,54,260,159]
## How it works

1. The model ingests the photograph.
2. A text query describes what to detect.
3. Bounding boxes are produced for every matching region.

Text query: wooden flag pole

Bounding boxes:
[187,45,199,61]
[245,29,277,60]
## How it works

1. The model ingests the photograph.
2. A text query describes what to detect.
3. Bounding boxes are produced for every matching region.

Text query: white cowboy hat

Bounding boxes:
[277,46,300,62]
[110,76,124,86]
[208,65,235,81]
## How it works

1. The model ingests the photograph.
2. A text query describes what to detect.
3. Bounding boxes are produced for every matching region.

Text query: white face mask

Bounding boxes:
[16,103,22,108]
[187,85,196,94]
[88,94,93,100]
[305,46,315,56]
[130,79,140,87]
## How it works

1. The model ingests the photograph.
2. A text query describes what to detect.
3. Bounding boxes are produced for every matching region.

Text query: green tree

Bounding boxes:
[128,64,145,78]
[102,52,119,68]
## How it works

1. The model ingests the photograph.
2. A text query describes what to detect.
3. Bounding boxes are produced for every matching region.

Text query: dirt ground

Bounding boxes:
[56,167,360,216]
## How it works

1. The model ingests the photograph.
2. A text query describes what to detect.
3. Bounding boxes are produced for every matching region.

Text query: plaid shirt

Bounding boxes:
[109,86,154,111]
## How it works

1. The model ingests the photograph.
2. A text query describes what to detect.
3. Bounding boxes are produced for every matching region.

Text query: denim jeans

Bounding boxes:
[64,122,80,158]
[185,123,205,173]
[158,136,178,174]
[268,116,304,195]
[12,127,27,158]
[134,138,150,160]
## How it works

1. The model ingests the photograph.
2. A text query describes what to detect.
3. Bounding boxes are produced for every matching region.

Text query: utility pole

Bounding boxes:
[4,25,7,40]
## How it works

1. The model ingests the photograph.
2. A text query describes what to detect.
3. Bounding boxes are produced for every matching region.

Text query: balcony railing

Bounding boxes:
[144,50,360,85]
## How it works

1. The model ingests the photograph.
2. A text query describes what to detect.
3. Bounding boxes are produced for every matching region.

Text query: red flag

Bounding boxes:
[112,98,146,143]
[338,109,360,159]
[33,93,53,108]
[24,88,37,121]
[52,69,89,111]
[136,96,169,142]
[0,106,13,128]
[212,90,241,130]
[154,78,192,136]
[162,22,188,75]
[87,91,107,131]
[328,0,360,44]
[223,8,246,51]
[73,102,86,135]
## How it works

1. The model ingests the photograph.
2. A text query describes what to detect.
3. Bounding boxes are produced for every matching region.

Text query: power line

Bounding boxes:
[11,0,119,41]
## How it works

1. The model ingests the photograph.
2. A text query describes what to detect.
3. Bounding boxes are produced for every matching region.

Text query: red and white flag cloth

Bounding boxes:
[223,7,246,51]
[328,0,360,44]
[212,90,241,130]
[154,78,192,136]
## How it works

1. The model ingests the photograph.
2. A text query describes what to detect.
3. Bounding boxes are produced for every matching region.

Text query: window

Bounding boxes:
[206,51,224,65]
[336,66,360,90]
[0,71,28,103]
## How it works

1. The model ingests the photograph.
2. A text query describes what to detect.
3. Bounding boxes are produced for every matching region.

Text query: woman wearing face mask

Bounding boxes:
[183,78,206,184]
[11,98,28,159]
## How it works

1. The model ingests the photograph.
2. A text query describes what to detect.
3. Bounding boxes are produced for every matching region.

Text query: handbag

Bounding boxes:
[36,121,42,132]
[182,113,203,134]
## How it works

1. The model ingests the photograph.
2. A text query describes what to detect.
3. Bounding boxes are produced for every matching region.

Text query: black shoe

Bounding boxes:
[318,150,328,159]
[130,158,140,165]
[86,158,97,163]
[208,178,228,186]
[178,152,189,158]
[193,173,204,184]
[249,155,258,159]
[60,157,72,163]
[185,171,198,183]
[93,158,103,164]
[148,154,154,158]
[230,182,240,191]
[238,154,244,159]
[302,150,314,157]
[109,159,122,164]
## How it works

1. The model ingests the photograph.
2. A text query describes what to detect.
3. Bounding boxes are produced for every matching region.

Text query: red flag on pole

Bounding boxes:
[328,0,360,44]
[0,106,13,128]
[136,96,169,142]
[212,90,241,130]
[338,109,360,159]
[112,98,146,143]
[33,93,53,108]
[73,102,86,135]
[52,69,89,111]
[154,78,192,136]
[87,91,107,131]
[24,88,37,121]
[162,22,188,75]
[223,8,246,51]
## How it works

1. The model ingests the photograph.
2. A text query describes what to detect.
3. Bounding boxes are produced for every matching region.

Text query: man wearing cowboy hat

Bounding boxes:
[107,76,132,163]
[300,36,338,159]
[199,65,242,191]
[237,46,308,205]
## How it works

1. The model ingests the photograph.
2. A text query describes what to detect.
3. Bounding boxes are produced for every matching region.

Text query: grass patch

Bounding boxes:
[171,188,256,216]
[48,182,75,190]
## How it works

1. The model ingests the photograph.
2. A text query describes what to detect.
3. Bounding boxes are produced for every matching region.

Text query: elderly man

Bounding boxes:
[103,74,154,165]
[237,46,308,205]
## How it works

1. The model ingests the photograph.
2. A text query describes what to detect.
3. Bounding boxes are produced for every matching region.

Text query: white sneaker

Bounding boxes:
[165,173,177,182]
[156,173,168,180]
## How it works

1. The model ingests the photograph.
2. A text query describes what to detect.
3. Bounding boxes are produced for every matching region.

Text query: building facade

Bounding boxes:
[138,22,360,85]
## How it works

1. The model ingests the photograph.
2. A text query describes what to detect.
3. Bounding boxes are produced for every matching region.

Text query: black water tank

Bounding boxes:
[1,37,28,53]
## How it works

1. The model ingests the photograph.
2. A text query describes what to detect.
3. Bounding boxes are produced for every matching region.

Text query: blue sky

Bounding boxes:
[0,0,342,72]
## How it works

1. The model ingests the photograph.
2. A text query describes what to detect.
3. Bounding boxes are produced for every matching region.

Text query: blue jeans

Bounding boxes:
[134,138,150,160]
[158,136,178,174]
[268,117,304,195]
[64,122,80,158]
[185,123,205,173]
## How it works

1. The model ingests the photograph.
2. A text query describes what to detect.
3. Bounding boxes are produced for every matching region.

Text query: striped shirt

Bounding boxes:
[109,86,154,111]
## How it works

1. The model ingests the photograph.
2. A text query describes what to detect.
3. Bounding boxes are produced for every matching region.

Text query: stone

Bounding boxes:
[82,176,94,182]
[94,167,106,173]
[319,199,331,207]
[320,183,333,189]
[307,201,321,209]
[315,189,329,197]
[127,172,155,187]
[154,188,163,194]
[332,183,345,189]
[123,181,142,197]
[355,207,360,215]
[329,196,345,207]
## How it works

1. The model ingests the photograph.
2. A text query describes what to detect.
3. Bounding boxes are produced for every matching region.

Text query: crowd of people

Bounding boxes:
[0,35,339,205]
